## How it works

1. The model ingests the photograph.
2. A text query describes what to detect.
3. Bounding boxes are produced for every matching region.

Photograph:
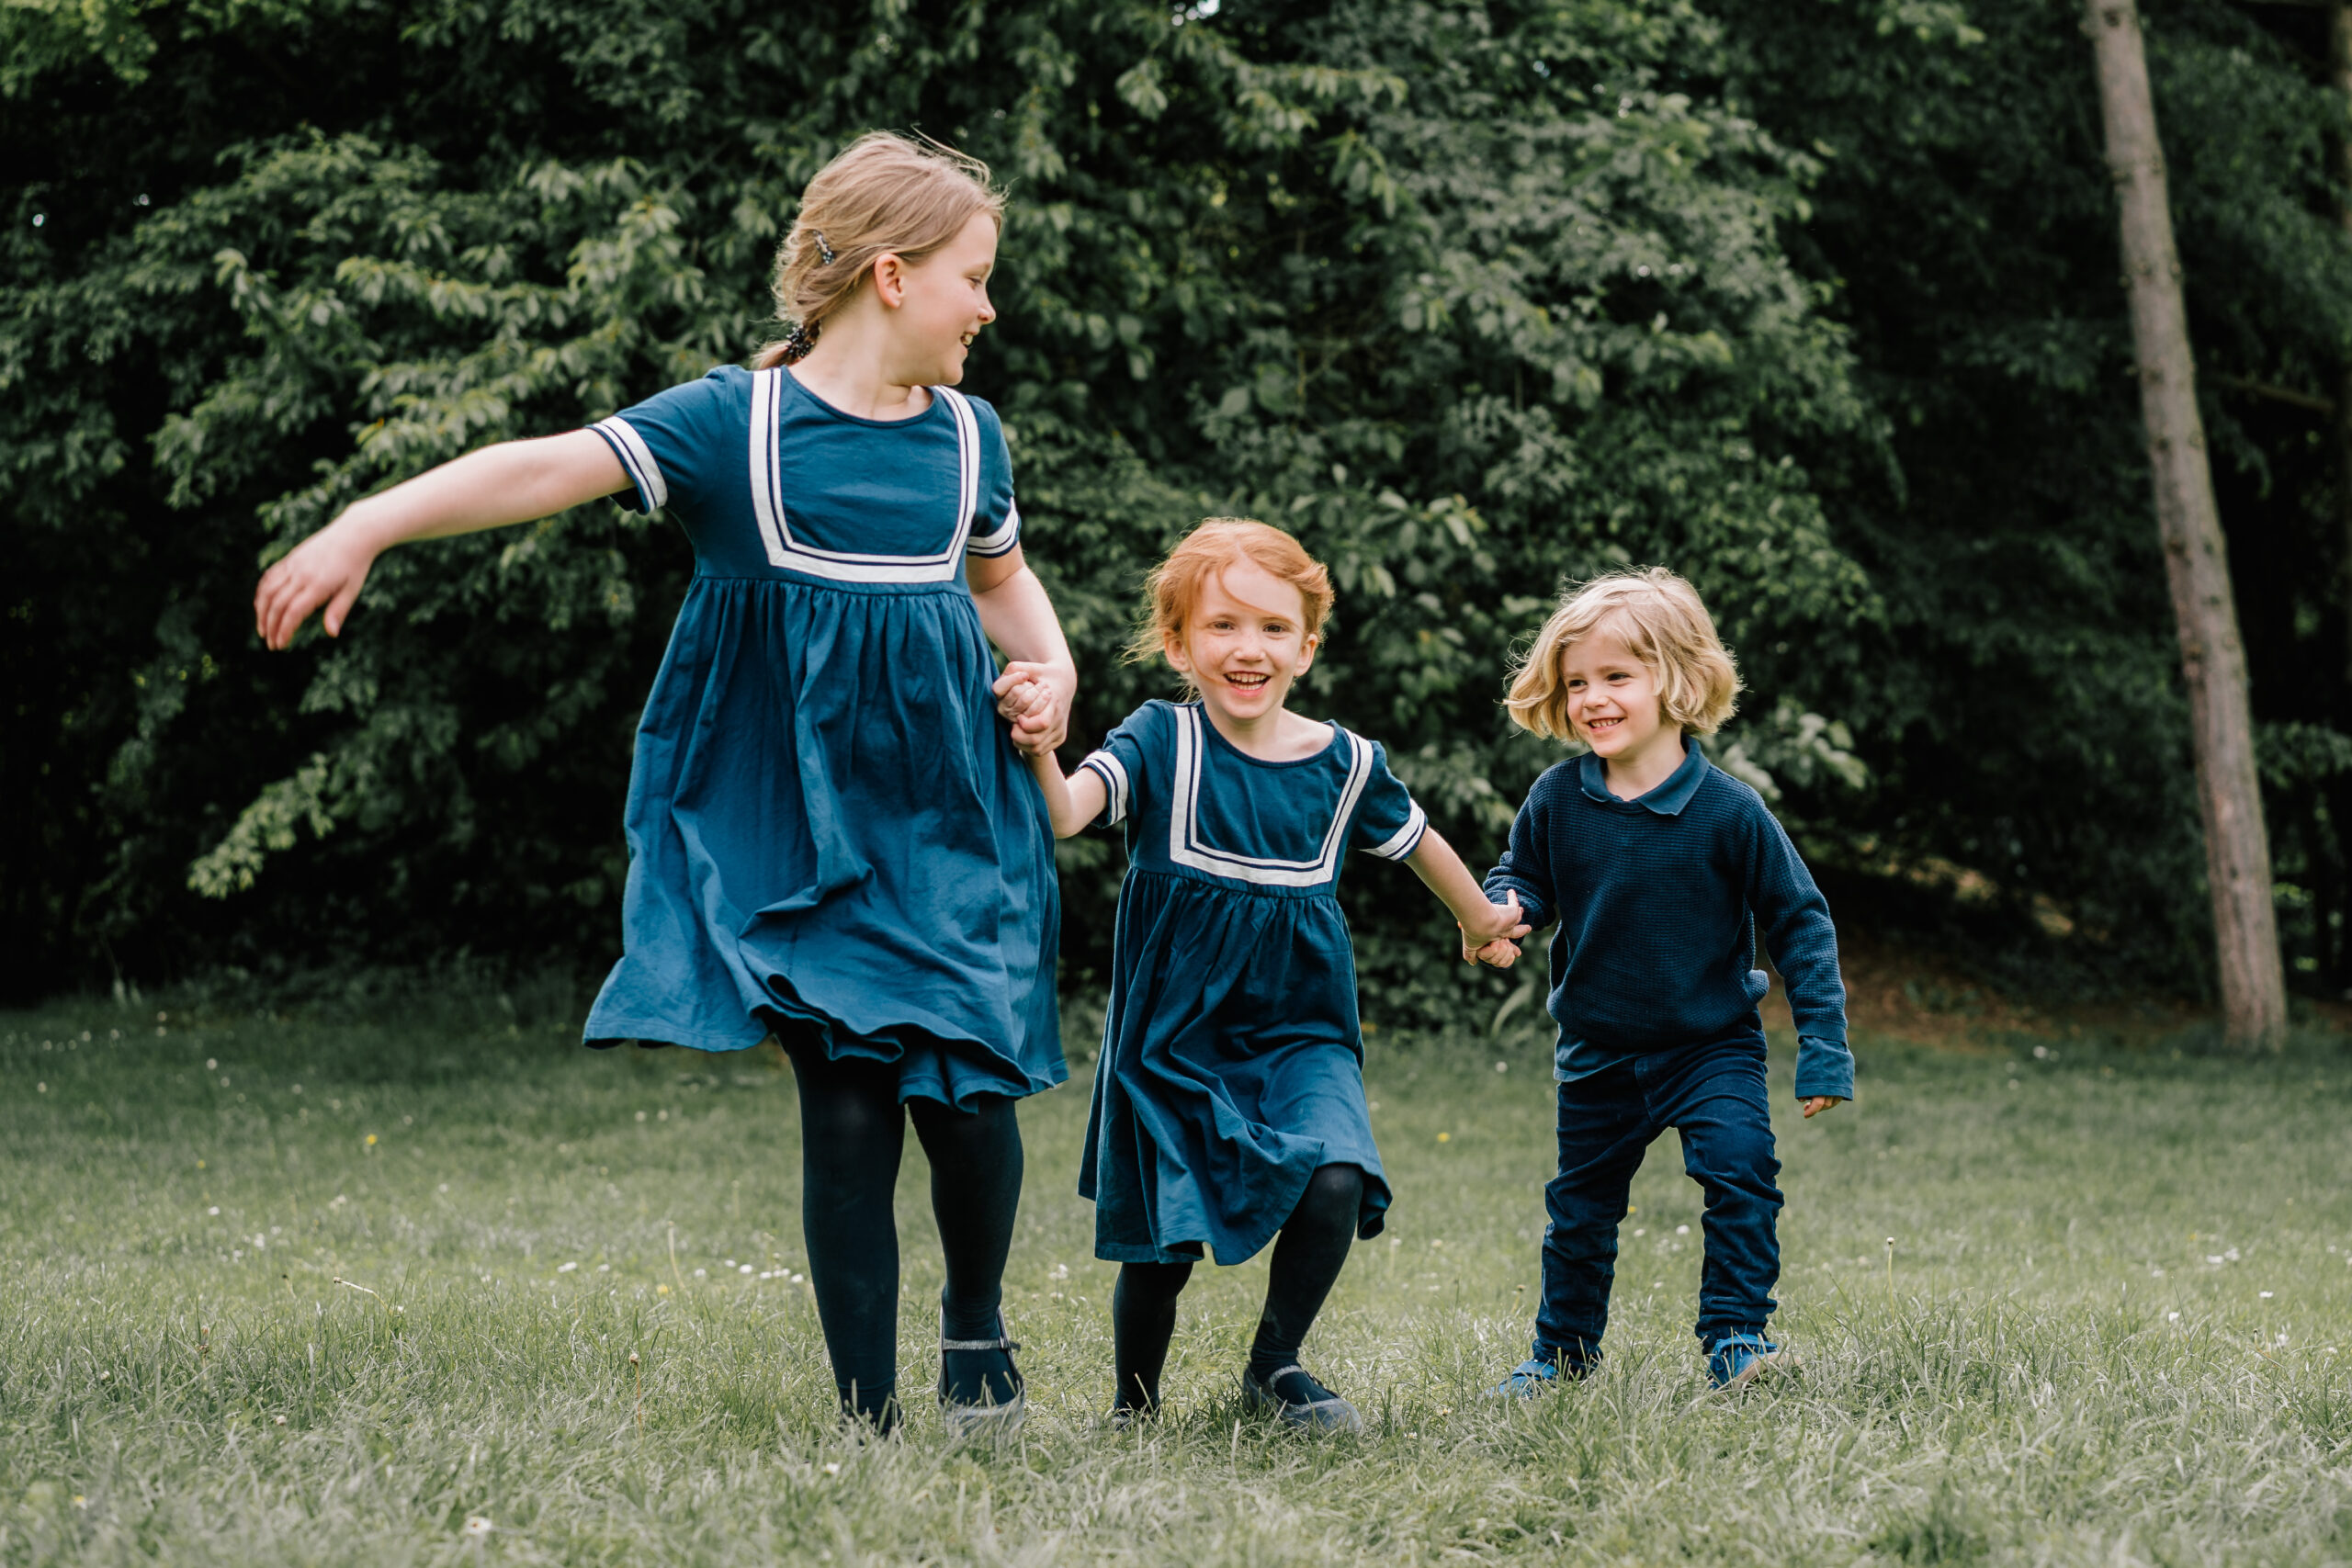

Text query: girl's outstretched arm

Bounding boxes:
[968,545,1078,755]
[1026,748,1108,839]
[1406,829,1531,963]
[255,431,628,649]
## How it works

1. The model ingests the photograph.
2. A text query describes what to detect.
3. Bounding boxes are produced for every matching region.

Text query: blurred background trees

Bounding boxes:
[4,0,2348,1017]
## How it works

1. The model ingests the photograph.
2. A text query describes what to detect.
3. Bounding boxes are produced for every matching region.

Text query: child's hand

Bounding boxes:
[255,513,382,649]
[993,660,1073,756]
[1464,936,1521,969]
[1800,1096,1844,1119]
[1458,890,1531,947]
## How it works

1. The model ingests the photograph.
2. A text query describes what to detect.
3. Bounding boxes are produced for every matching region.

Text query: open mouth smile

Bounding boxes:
[1222,672,1271,691]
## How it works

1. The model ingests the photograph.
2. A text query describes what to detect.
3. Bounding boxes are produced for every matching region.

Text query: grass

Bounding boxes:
[2,983,2349,1565]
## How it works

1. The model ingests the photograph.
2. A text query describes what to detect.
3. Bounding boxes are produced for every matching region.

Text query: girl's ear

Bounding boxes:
[1294,632,1319,677]
[1162,633,1193,675]
[871,253,907,309]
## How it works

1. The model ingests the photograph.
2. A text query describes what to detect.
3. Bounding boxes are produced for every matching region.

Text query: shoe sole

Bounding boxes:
[940,1389,1026,1440]
[1241,1384,1363,1434]
[1710,1347,1801,1395]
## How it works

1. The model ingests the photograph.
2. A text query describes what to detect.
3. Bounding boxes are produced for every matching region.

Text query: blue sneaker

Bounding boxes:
[1488,1359,1560,1399]
[1706,1333,1791,1391]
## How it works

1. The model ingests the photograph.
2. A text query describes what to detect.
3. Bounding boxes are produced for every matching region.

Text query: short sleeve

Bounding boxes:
[963,400,1022,559]
[588,369,736,518]
[1351,739,1428,862]
[1077,704,1161,829]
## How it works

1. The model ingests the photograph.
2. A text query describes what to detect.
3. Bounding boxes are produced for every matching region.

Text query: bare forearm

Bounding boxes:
[1407,830,1500,926]
[971,564,1075,676]
[344,431,627,550]
[1028,750,1104,838]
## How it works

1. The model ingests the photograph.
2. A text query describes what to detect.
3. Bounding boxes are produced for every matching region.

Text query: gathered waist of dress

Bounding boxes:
[1123,863,1350,904]
[689,566,973,599]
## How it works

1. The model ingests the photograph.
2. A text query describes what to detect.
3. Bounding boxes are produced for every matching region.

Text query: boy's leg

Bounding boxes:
[1535,1065,1654,1372]
[1112,1259,1194,1413]
[1248,1163,1364,1382]
[1658,1035,1782,1349]
[908,1091,1024,1407]
[783,1031,907,1427]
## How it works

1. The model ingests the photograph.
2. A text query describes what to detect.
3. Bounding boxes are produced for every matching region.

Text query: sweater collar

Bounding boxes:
[1577,735,1708,816]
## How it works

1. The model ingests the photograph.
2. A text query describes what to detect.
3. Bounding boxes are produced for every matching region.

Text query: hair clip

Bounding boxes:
[782,321,821,364]
[812,231,837,266]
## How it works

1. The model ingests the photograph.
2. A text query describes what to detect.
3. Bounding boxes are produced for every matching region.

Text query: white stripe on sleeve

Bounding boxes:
[592,417,667,513]
[1365,802,1429,861]
[1080,751,1131,826]
[967,499,1021,558]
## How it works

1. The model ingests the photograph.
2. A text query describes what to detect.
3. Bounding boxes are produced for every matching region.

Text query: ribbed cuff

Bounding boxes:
[1793,1033,1853,1101]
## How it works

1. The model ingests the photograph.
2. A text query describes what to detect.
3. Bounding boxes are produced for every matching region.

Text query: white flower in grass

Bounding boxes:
[557,1262,579,1273]
[463,1515,493,1539]
[1676,1225,1690,1235]
[739,1264,754,1275]
[693,1268,707,1278]
[822,1463,841,1476]
[2259,1291,2274,1300]
[2166,1311,2180,1322]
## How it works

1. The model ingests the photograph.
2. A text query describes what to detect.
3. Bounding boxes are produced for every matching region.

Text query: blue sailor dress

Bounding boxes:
[578,365,1063,1109]
[1077,698,1429,1264]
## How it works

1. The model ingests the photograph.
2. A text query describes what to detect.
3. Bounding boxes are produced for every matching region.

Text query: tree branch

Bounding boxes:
[2211,373,2337,416]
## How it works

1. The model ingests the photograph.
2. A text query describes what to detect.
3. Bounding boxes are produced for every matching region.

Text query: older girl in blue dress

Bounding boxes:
[1020,520,1529,1431]
[255,134,1072,1436]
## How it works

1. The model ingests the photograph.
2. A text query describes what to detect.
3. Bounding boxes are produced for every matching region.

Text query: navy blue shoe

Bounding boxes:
[939,1326,1025,1438]
[1241,1364,1363,1433]
[1706,1333,1792,1391]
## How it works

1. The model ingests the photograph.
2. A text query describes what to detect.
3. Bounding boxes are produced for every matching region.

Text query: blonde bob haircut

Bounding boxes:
[753,132,1005,370]
[1129,519,1336,691]
[1504,568,1741,742]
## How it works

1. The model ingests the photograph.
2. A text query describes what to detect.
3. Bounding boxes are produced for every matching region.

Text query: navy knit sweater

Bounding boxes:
[1484,737,1852,1100]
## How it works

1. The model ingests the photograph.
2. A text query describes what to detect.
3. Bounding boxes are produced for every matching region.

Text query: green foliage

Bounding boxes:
[0,0,1885,1001]
[1712,0,2352,986]
[4,0,2349,1004]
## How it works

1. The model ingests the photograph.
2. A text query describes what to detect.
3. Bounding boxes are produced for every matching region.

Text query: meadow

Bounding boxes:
[2,980,2348,1566]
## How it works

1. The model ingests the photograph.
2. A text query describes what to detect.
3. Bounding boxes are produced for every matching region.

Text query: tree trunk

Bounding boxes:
[2335,1,2352,683]
[2082,0,2290,1050]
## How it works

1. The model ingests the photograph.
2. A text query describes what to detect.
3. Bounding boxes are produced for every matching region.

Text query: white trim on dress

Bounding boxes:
[1165,705,1373,887]
[593,417,667,512]
[744,370,981,582]
[1081,751,1131,826]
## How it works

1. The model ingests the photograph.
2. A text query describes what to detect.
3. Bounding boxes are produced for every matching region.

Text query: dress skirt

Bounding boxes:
[582,572,1063,1109]
[1082,867,1390,1264]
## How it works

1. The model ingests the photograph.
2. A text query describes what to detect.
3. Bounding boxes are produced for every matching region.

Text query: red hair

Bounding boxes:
[1130,519,1335,682]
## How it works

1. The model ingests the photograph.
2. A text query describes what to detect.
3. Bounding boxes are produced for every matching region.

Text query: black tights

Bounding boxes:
[784,1032,1023,1427]
[1111,1163,1364,1413]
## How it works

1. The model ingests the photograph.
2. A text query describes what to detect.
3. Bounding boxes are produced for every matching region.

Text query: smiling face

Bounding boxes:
[886,210,999,385]
[1558,621,1677,765]
[1164,558,1319,728]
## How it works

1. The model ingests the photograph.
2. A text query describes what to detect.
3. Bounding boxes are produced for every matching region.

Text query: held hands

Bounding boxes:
[993,660,1075,756]
[1457,891,1530,967]
[254,513,382,649]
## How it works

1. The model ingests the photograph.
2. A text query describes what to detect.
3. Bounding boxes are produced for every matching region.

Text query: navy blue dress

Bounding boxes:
[579,366,1063,1109]
[1078,699,1428,1264]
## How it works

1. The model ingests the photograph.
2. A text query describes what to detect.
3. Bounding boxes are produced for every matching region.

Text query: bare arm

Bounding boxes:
[968,546,1078,755]
[1027,749,1110,839]
[1407,829,1530,960]
[255,430,629,649]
